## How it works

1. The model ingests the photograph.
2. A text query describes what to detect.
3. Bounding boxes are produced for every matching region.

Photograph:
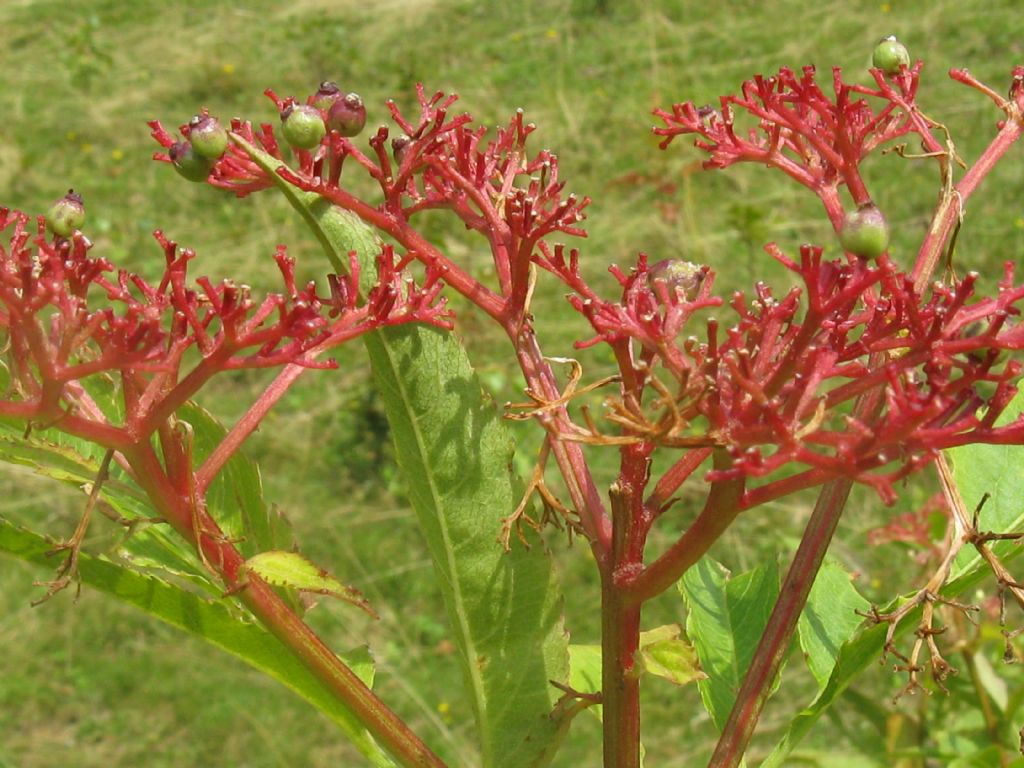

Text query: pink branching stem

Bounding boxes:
[622,451,744,604]
[195,361,306,494]
[912,109,1024,292]
[286,177,507,321]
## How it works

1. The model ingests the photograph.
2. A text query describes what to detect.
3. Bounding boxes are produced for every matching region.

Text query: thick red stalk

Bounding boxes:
[601,474,645,768]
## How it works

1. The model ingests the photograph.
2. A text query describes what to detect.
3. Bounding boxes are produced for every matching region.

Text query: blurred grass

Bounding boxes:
[2,0,1024,765]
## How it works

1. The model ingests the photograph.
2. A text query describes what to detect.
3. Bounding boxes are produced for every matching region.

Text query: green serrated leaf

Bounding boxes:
[0,517,394,768]
[797,560,870,690]
[680,556,779,731]
[231,135,571,768]
[243,550,374,616]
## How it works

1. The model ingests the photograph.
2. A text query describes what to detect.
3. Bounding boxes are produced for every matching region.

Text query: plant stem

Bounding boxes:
[624,450,743,604]
[602,576,642,768]
[124,441,447,768]
[603,482,642,768]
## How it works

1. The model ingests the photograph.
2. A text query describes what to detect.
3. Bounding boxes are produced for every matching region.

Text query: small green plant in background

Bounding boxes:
[4,30,1024,768]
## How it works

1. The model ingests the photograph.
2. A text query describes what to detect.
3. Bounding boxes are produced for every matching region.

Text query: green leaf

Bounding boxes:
[243,550,375,616]
[232,136,571,768]
[948,388,1024,584]
[634,624,707,687]
[365,327,569,768]
[0,516,394,768]
[797,560,869,689]
[0,419,213,592]
[680,556,779,731]
[567,644,603,721]
[760,392,1024,768]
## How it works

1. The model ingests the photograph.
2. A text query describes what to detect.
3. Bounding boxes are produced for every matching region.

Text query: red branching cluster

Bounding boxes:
[551,244,1024,506]
[150,85,590,325]
[148,74,1024,512]
[653,64,928,205]
[0,207,450,449]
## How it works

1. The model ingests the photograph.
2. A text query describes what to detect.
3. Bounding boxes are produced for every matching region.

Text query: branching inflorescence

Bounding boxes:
[0,204,451,451]
[4,38,1024,768]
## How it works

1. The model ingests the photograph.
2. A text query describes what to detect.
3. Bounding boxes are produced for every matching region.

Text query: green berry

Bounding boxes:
[872,36,910,76]
[327,93,367,137]
[839,204,890,259]
[188,114,229,160]
[45,189,85,237]
[169,140,214,182]
[649,259,705,298]
[311,81,342,112]
[281,104,326,150]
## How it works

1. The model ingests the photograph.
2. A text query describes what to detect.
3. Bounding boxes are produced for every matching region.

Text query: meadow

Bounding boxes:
[1,0,1023,765]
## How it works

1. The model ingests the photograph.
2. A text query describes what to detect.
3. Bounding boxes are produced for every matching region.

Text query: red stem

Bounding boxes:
[706,472,857,768]
[602,474,645,768]
[122,440,447,768]
[623,450,744,604]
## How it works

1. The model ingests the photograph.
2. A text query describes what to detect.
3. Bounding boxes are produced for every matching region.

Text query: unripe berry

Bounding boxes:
[311,81,342,112]
[281,104,326,150]
[46,189,86,237]
[327,93,367,137]
[169,141,214,182]
[649,259,705,299]
[872,36,910,76]
[839,204,890,259]
[188,113,229,160]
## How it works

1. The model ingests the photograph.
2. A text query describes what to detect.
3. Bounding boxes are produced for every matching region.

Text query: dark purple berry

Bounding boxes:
[327,93,367,137]
[392,134,412,165]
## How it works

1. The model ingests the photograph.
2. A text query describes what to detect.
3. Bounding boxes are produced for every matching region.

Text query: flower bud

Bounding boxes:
[839,204,889,260]
[169,141,214,182]
[280,104,326,150]
[327,93,367,137]
[872,36,910,76]
[311,81,342,112]
[391,134,412,165]
[46,189,86,237]
[188,113,229,160]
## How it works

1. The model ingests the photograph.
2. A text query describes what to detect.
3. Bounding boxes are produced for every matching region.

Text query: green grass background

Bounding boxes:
[1,0,1024,765]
